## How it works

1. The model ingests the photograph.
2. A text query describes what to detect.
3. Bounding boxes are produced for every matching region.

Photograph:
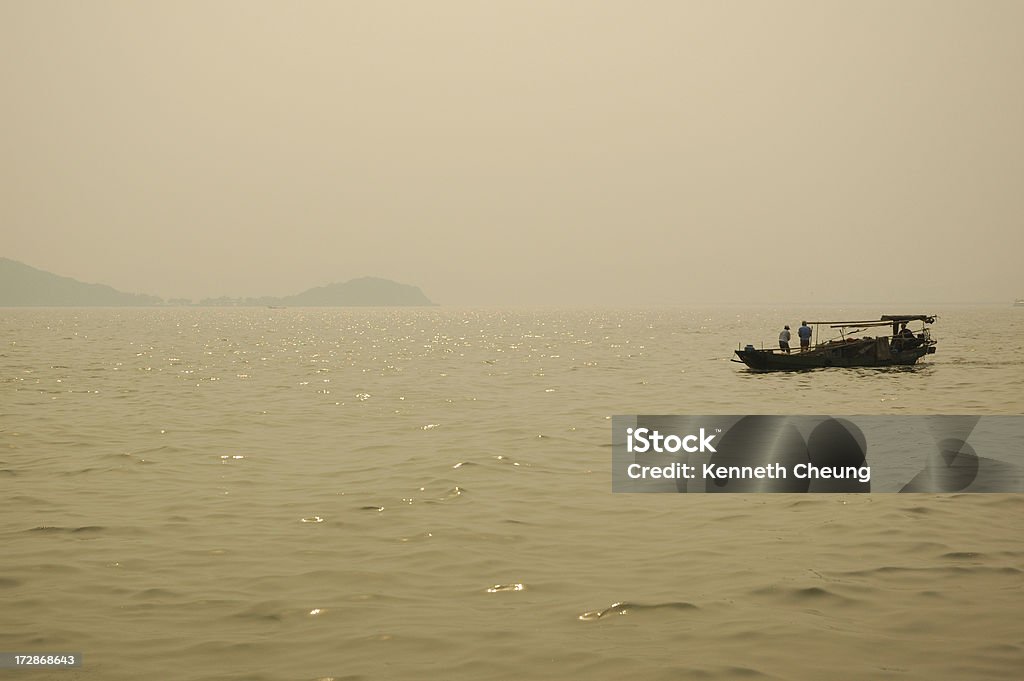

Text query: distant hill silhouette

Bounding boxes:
[198,277,436,306]
[1,258,436,307]
[0,258,162,306]
[280,277,435,307]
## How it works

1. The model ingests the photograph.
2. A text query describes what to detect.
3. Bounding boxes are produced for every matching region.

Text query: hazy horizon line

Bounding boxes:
[4,256,1021,308]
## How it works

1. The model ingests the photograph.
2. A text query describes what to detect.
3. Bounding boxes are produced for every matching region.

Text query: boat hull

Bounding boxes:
[734,337,935,371]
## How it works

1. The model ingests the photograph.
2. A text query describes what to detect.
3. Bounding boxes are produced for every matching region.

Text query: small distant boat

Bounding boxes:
[733,315,937,371]
[1014,299,1024,307]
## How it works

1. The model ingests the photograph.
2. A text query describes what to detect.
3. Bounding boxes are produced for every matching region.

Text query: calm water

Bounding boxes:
[2,306,1022,680]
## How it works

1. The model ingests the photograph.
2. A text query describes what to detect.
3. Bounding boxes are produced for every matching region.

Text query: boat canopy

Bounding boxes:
[879,315,936,323]
[805,315,936,329]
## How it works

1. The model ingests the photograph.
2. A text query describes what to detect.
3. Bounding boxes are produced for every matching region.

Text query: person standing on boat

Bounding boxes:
[779,325,791,353]
[798,321,813,351]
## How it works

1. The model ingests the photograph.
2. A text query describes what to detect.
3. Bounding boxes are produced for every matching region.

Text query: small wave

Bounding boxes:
[486,583,524,593]
[131,587,180,600]
[24,525,108,537]
[71,525,105,534]
[838,565,1022,578]
[221,600,298,623]
[418,487,466,504]
[438,486,464,501]
[749,585,860,606]
[940,551,986,560]
[578,601,699,621]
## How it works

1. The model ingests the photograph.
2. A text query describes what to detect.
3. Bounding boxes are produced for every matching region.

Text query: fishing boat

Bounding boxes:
[733,315,937,371]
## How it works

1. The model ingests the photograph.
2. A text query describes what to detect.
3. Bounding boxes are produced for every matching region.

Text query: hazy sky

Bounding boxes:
[3,1,1022,305]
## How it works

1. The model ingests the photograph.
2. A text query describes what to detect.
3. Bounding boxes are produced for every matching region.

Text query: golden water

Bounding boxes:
[2,306,1022,679]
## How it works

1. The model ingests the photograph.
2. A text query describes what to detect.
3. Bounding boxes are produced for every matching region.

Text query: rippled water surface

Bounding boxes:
[2,306,1022,680]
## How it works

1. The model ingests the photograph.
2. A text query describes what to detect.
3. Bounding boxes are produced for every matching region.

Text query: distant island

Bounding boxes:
[197,277,435,307]
[0,258,436,307]
[0,258,163,306]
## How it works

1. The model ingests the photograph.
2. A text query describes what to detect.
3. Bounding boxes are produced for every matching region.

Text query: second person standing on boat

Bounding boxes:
[798,321,813,351]
[778,325,791,353]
